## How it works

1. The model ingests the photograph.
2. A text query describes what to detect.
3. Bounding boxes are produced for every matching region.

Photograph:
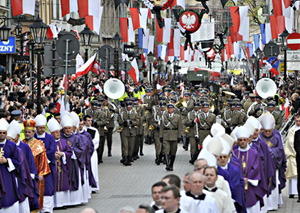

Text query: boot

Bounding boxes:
[120,156,125,164]
[129,156,134,162]
[123,156,132,166]
[169,155,176,171]
[139,150,144,156]
[145,136,149,144]
[182,136,188,151]
[108,150,112,157]
[189,153,194,165]
[160,153,166,164]
[165,154,171,171]
[155,155,160,165]
[98,151,103,164]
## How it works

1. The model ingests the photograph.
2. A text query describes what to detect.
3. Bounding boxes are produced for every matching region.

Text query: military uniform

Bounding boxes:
[133,101,146,159]
[160,104,182,171]
[221,104,241,134]
[105,102,116,156]
[198,104,216,146]
[268,101,283,130]
[118,103,139,166]
[84,102,107,163]
[185,105,201,164]
[248,101,267,118]
[236,102,247,125]
[142,89,157,144]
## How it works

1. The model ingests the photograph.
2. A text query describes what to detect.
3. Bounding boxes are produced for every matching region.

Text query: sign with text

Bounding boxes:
[0,37,16,54]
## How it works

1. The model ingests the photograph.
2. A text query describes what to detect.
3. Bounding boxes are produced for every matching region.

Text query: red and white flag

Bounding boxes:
[265,61,279,75]
[60,0,78,17]
[84,6,103,34]
[71,53,97,81]
[171,0,186,9]
[77,0,101,18]
[47,24,59,40]
[128,58,140,86]
[11,0,35,16]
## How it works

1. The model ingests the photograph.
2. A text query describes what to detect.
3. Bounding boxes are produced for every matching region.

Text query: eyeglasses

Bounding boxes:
[219,156,228,159]
[0,132,6,134]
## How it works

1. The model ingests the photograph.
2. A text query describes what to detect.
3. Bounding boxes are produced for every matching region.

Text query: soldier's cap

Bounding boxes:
[194,102,200,107]
[170,97,177,102]
[91,100,98,106]
[11,110,22,117]
[170,91,176,95]
[126,101,133,106]
[236,102,242,107]
[164,87,172,92]
[184,92,191,96]
[145,87,152,92]
[201,91,208,95]
[244,91,250,95]
[256,96,262,100]
[160,102,167,106]
[233,98,240,102]
[167,103,175,108]
[195,85,201,89]
[267,101,276,107]
[203,88,209,92]
[197,88,203,92]
[201,97,208,102]
[159,97,167,101]
[230,102,236,107]
[249,93,256,98]
[134,97,139,102]
[202,102,209,108]
[96,102,102,107]
[226,98,232,103]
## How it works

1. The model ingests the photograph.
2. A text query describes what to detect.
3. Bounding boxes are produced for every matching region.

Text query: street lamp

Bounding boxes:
[29,16,49,114]
[79,25,94,96]
[280,29,290,82]
[0,24,11,42]
[112,33,123,79]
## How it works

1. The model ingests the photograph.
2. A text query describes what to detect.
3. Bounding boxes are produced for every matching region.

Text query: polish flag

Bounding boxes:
[47,24,59,40]
[77,0,101,18]
[130,8,140,31]
[85,6,103,35]
[128,58,140,86]
[11,0,35,16]
[71,53,97,81]
[60,0,78,17]
[265,61,279,75]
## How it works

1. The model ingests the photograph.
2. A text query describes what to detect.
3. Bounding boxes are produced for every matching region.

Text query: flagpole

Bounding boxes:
[85,48,88,95]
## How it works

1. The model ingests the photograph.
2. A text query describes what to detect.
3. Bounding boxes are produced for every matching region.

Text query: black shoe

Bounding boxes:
[120,156,125,163]
[297,199,300,203]
[108,151,112,157]
[123,157,132,166]
[165,154,171,171]
[99,160,103,164]
[289,195,295,198]
[169,155,175,171]
[140,151,144,156]
[155,157,160,165]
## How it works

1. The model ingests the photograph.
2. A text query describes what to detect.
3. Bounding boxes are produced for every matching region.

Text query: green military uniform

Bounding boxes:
[133,101,146,159]
[104,102,116,157]
[185,105,201,164]
[236,102,247,125]
[268,101,283,130]
[160,104,182,171]
[248,101,267,118]
[151,104,165,165]
[221,104,241,134]
[244,94,256,113]
[118,103,139,166]
[198,103,216,147]
[84,101,108,163]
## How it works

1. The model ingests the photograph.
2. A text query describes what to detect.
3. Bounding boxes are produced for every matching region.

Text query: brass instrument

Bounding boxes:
[175,97,187,108]
[149,124,155,131]
[222,91,236,110]
[116,126,123,133]
[185,126,190,133]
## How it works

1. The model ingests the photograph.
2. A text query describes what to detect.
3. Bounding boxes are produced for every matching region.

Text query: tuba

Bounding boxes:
[222,91,236,110]
[104,78,125,100]
[255,78,277,99]
[175,97,188,108]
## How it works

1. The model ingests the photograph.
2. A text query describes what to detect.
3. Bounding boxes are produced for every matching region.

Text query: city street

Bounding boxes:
[55,132,298,213]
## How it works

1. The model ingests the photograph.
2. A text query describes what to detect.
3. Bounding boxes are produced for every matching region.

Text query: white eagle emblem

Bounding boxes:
[182,13,196,30]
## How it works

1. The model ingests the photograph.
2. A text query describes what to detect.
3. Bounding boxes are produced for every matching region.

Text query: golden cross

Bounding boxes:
[0,147,4,158]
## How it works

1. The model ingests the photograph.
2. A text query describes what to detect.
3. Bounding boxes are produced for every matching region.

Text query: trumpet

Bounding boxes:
[149,124,155,131]
[185,126,190,133]
[116,126,123,133]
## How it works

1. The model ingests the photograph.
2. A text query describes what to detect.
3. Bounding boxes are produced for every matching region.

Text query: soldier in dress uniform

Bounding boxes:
[143,88,156,145]
[185,101,201,165]
[221,102,241,134]
[151,101,166,165]
[248,96,267,118]
[243,93,256,114]
[169,97,180,115]
[235,101,247,125]
[104,101,116,157]
[198,102,216,148]
[160,103,182,171]
[133,98,146,159]
[267,101,283,130]
[118,101,139,166]
[241,91,250,106]
[180,92,194,151]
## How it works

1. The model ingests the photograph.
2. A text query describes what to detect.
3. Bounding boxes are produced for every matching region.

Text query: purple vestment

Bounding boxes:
[55,138,72,192]
[34,132,56,196]
[0,140,21,208]
[233,147,262,208]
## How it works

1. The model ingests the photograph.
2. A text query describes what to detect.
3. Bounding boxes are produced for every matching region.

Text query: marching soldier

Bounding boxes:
[248,96,267,118]
[243,93,256,113]
[180,92,194,151]
[160,103,182,171]
[221,102,241,134]
[198,102,216,147]
[118,101,139,166]
[151,101,166,165]
[241,91,250,106]
[143,88,156,145]
[104,101,116,157]
[235,102,247,125]
[267,101,283,130]
[185,101,201,165]
[133,98,146,159]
